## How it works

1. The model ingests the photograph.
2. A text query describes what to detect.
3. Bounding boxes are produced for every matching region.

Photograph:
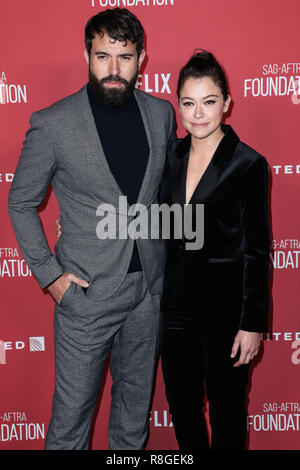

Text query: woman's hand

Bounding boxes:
[231,330,261,367]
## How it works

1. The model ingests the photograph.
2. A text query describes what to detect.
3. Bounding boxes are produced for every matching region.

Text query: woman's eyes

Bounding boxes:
[182,100,216,107]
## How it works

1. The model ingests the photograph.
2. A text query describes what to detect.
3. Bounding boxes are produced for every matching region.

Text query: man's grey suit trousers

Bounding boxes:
[44,271,160,450]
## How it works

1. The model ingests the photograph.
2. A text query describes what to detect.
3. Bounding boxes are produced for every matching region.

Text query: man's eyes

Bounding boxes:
[96,55,132,60]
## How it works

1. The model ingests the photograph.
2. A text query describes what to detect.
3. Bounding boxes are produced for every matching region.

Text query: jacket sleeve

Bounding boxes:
[8,111,64,288]
[239,156,271,332]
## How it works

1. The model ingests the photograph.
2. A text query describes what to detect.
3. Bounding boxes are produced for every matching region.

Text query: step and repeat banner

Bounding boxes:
[0,0,299,450]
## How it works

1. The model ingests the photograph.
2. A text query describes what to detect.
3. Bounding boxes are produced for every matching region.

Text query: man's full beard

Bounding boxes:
[89,68,138,107]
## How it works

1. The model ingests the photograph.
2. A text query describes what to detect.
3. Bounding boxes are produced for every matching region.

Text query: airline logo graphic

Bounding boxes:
[291,341,300,365]
[29,337,45,352]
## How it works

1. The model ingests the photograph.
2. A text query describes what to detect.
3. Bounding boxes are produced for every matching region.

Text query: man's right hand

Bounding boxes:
[47,272,89,305]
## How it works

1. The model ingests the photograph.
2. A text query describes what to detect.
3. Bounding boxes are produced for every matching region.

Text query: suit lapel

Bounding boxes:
[170,151,188,208]
[169,146,220,241]
[169,135,189,208]
[188,159,221,205]
[76,86,155,207]
[170,125,240,206]
[171,151,220,207]
[133,89,155,205]
[169,137,220,208]
[76,85,123,197]
[191,124,240,205]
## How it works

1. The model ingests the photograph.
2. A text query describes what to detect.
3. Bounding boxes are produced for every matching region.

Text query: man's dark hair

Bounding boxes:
[177,50,229,101]
[85,8,144,58]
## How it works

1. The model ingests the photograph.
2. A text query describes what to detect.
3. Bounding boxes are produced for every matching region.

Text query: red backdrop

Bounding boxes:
[0,0,299,450]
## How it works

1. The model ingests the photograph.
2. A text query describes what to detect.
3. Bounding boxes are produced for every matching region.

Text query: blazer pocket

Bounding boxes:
[81,286,88,295]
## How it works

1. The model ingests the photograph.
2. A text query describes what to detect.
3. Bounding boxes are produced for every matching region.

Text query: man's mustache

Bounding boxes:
[100,75,129,86]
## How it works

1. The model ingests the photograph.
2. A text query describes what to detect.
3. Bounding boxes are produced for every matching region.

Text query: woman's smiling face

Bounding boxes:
[178,76,231,142]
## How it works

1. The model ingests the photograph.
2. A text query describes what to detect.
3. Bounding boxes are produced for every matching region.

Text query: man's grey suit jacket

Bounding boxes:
[8,85,175,301]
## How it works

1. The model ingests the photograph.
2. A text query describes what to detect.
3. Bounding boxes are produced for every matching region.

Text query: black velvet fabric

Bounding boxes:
[160,317,250,450]
[159,124,271,450]
[161,124,271,333]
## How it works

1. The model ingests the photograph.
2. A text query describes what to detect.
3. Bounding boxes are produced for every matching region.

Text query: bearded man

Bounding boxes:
[8,8,175,450]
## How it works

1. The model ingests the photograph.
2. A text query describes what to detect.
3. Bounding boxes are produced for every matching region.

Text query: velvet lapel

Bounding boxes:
[170,134,190,208]
[171,125,240,207]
